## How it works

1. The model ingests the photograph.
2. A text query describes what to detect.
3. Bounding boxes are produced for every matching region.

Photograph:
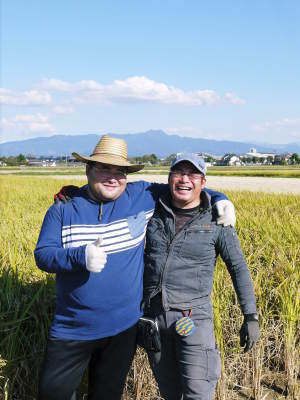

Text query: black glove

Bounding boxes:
[54,185,79,204]
[240,313,260,353]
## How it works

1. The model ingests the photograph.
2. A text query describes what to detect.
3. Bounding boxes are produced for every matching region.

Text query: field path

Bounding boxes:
[5,173,296,194]
[1,170,299,193]
[130,175,300,194]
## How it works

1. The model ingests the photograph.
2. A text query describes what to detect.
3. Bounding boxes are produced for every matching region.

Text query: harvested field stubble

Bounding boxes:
[0,177,299,399]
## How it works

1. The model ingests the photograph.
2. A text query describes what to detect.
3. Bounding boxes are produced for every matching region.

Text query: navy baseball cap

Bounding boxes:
[170,153,207,176]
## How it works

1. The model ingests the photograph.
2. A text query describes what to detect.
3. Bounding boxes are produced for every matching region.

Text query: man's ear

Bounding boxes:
[201,177,207,190]
[86,164,90,177]
[168,172,172,185]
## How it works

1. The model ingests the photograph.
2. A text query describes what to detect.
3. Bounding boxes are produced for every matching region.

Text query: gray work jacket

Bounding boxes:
[143,191,257,316]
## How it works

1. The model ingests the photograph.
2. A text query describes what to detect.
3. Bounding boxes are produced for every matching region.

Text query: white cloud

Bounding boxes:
[250,117,300,144]
[253,118,300,131]
[0,113,55,141]
[52,105,74,114]
[41,79,103,92]
[14,114,46,122]
[39,76,245,106]
[0,88,52,106]
[224,92,246,105]
[108,77,220,105]
[166,126,202,136]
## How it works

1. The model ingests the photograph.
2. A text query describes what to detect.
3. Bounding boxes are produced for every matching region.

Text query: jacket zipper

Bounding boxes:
[157,201,210,311]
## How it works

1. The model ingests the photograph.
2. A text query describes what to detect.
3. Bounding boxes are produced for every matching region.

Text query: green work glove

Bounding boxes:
[240,313,260,353]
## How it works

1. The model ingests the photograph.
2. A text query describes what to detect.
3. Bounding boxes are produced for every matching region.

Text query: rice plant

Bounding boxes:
[0,176,299,399]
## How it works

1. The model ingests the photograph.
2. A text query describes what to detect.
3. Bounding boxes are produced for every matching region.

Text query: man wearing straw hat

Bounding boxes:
[35,135,235,400]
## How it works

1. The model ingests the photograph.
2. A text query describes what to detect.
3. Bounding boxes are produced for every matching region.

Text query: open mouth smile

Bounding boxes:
[176,186,192,191]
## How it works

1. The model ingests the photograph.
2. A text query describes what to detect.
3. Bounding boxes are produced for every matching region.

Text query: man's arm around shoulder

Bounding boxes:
[204,188,236,226]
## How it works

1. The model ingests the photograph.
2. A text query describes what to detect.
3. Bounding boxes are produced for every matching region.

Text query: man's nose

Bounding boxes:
[107,175,117,181]
[101,173,117,182]
[179,173,190,181]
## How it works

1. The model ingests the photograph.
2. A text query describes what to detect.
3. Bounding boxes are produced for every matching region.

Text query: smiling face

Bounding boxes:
[86,162,127,202]
[168,161,206,209]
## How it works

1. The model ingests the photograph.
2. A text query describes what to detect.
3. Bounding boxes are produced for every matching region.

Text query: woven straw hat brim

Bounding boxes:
[72,152,144,173]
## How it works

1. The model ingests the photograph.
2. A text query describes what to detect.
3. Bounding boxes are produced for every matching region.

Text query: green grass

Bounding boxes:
[0,176,299,399]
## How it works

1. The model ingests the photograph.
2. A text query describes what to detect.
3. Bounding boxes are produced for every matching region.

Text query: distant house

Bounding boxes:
[27,159,57,167]
[27,160,47,167]
[241,148,275,163]
[274,153,291,165]
[218,154,242,166]
[0,161,7,166]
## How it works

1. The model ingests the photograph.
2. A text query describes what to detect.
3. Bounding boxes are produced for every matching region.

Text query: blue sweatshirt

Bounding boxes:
[34,181,226,340]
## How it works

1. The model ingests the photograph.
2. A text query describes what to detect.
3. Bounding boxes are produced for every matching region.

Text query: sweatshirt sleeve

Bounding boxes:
[215,226,257,315]
[204,188,228,205]
[34,204,87,273]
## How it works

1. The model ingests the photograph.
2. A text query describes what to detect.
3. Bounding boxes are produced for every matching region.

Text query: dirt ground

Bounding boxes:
[1,171,300,193]
[129,175,300,194]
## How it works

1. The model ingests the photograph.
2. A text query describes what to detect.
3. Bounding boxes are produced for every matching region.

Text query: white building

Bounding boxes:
[242,148,276,161]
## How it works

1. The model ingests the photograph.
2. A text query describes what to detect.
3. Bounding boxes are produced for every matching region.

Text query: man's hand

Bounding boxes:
[85,237,107,273]
[240,314,260,353]
[215,199,236,226]
[54,185,79,204]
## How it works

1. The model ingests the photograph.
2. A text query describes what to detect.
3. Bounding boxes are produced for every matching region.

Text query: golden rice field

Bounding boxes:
[1,164,300,178]
[0,176,299,400]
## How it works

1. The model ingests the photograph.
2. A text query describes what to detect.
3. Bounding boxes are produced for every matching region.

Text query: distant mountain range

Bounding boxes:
[1,130,299,157]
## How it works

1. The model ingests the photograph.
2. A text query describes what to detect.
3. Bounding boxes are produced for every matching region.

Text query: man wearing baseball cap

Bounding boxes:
[143,153,260,400]
[35,136,236,400]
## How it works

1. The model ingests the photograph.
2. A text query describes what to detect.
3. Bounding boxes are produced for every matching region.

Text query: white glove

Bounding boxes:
[215,199,236,227]
[85,236,107,273]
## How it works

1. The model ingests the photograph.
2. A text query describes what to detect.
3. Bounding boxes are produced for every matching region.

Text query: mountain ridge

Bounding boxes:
[1,130,299,157]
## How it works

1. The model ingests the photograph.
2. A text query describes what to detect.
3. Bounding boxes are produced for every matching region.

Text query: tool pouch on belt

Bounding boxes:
[137,317,161,352]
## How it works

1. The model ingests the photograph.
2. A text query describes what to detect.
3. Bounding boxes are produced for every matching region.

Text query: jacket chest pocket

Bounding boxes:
[179,227,215,260]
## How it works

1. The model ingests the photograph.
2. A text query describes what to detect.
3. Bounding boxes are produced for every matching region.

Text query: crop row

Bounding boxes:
[0,177,299,399]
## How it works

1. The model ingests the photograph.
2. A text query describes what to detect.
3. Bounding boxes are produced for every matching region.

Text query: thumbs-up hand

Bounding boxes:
[85,236,107,273]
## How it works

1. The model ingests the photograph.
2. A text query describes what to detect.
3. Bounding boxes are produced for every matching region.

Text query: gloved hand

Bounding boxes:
[85,237,107,273]
[240,314,260,353]
[215,199,236,226]
[54,185,79,204]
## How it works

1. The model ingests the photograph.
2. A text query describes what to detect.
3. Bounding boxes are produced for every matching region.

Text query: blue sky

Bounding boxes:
[1,0,300,144]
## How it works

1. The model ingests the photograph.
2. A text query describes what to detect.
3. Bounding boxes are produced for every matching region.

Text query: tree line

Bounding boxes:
[0,154,27,166]
[1,152,300,166]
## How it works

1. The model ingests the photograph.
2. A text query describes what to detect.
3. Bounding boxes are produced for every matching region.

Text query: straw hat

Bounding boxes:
[72,135,144,173]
